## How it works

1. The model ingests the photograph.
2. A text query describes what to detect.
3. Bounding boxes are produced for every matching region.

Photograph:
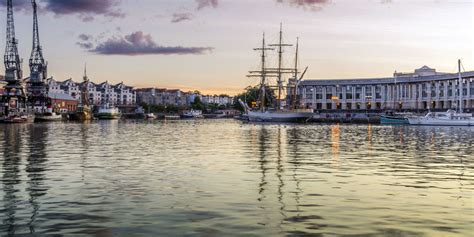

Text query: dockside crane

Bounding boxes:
[2,0,26,116]
[28,0,48,112]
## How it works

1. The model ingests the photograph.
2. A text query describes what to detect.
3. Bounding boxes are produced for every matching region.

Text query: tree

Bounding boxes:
[191,96,205,111]
[233,85,276,111]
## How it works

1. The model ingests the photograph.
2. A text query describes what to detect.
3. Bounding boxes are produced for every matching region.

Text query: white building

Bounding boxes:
[46,78,136,106]
[291,66,474,112]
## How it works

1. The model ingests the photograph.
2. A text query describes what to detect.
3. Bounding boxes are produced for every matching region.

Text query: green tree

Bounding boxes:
[191,96,205,111]
[233,85,276,111]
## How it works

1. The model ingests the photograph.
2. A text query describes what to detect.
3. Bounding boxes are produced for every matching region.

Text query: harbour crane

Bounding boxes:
[2,0,26,116]
[28,0,48,112]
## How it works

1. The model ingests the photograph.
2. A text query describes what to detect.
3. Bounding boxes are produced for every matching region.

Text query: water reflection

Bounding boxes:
[1,125,25,235]
[25,124,49,234]
[0,121,472,236]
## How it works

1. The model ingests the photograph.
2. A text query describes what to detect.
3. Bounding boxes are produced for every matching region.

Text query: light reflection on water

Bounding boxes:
[0,120,472,236]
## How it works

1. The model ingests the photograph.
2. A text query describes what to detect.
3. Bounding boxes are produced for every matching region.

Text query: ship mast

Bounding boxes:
[269,23,292,111]
[81,64,90,106]
[292,37,299,109]
[254,33,274,112]
[458,59,463,113]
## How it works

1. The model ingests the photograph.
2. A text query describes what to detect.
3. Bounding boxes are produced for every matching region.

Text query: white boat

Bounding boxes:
[180,110,203,119]
[146,113,157,119]
[35,112,62,122]
[35,106,63,122]
[96,104,121,120]
[407,110,474,126]
[408,60,473,126]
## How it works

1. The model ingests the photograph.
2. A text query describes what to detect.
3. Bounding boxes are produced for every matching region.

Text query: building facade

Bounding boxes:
[292,66,474,112]
[136,89,233,107]
[136,88,187,106]
[47,78,136,106]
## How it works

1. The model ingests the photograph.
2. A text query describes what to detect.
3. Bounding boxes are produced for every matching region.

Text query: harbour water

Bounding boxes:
[0,120,472,236]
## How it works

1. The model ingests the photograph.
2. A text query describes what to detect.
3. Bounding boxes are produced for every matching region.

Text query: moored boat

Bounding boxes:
[244,25,313,123]
[70,105,93,121]
[96,104,121,120]
[407,110,474,126]
[1,113,35,123]
[70,65,93,121]
[146,113,157,119]
[35,111,62,122]
[180,110,203,119]
[407,60,473,126]
[380,112,412,125]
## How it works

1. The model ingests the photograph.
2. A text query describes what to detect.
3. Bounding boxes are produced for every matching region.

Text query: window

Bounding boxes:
[356,86,362,99]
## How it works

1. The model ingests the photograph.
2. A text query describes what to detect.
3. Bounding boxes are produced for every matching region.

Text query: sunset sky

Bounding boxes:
[1,0,472,95]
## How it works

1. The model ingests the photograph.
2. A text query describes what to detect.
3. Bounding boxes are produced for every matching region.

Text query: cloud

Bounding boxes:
[276,0,330,11]
[0,0,30,11]
[0,0,125,21]
[196,0,219,10]
[44,0,125,21]
[78,34,93,41]
[171,12,194,23]
[83,31,213,56]
[77,42,94,50]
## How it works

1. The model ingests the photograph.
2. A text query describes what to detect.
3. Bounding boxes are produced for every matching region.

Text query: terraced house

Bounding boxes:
[47,78,136,106]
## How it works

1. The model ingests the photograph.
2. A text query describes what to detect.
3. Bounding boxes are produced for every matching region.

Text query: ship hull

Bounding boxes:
[1,114,35,123]
[407,117,473,126]
[96,113,121,120]
[248,111,313,123]
[34,113,63,122]
[69,112,93,121]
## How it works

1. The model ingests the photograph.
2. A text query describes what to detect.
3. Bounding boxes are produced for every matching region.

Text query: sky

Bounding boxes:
[0,0,473,95]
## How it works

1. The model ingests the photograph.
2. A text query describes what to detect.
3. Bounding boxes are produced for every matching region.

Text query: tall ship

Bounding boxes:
[246,25,313,123]
[407,60,474,126]
[70,65,93,121]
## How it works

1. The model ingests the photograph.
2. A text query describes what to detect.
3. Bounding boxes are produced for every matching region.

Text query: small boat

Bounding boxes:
[180,110,203,119]
[407,110,474,126]
[2,113,35,123]
[146,113,157,119]
[380,112,412,125]
[35,106,63,122]
[96,104,121,120]
[69,105,93,121]
[35,112,63,122]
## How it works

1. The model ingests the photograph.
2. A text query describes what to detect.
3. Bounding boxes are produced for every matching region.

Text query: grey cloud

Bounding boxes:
[87,31,214,56]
